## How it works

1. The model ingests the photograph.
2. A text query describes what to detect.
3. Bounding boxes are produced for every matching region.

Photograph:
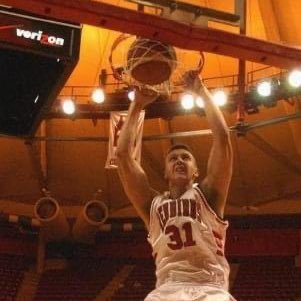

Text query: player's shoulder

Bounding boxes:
[191,182,205,198]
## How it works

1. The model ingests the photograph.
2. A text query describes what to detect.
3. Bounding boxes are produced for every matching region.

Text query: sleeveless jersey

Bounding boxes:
[148,184,230,290]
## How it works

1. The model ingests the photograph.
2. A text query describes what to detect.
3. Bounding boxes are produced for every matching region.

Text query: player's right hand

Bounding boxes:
[182,70,204,94]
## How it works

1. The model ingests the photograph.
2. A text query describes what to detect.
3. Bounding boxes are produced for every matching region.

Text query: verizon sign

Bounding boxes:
[16,28,65,47]
[0,8,81,58]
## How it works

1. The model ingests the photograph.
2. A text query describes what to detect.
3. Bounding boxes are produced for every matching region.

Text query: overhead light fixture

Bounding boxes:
[91,88,105,104]
[128,89,136,101]
[212,90,227,106]
[288,70,301,88]
[181,93,194,110]
[195,96,205,108]
[61,98,76,115]
[257,81,272,97]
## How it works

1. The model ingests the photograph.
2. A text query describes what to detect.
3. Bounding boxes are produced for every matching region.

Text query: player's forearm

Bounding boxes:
[116,101,144,156]
[199,86,230,141]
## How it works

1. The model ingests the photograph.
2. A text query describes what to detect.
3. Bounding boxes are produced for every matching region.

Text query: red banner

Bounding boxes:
[106,111,145,168]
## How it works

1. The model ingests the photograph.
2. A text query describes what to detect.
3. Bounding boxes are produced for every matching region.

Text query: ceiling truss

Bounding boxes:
[2,0,301,68]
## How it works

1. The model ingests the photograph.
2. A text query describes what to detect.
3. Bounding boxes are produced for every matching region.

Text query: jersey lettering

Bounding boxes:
[157,198,197,230]
[156,197,225,255]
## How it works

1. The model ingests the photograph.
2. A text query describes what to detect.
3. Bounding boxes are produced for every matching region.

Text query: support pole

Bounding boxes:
[237,0,247,123]
[36,230,45,274]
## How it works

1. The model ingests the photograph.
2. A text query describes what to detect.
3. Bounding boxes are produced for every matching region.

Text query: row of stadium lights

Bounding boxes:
[61,70,301,115]
[61,88,226,114]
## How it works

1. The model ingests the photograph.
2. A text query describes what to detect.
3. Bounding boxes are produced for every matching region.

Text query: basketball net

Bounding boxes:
[109,34,205,95]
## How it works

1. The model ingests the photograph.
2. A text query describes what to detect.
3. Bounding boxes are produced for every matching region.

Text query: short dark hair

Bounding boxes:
[167,143,193,155]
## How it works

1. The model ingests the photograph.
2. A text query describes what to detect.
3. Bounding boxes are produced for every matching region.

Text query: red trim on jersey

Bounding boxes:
[148,195,161,241]
[215,240,223,249]
[216,250,224,256]
[212,230,223,240]
[194,185,228,225]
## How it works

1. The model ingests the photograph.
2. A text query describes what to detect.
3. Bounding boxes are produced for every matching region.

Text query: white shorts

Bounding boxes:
[144,282,236,301]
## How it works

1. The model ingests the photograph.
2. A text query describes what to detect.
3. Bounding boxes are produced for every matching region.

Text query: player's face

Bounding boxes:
[164,149,199,184]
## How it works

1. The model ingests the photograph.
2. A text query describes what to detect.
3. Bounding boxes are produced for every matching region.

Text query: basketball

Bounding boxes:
[126,38,177,85]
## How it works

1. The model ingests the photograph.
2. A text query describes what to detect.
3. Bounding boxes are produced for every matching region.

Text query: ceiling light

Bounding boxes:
[62,98,76,115]
[257,81,272,97]
[91,88,105,104]
[128,89,135,101]
[212,90,227,106]
[195,96,204,108]
[181,93,194,110]
[288,70,301,88]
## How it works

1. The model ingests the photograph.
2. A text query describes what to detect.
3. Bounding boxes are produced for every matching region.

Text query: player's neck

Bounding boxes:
[168,181,194,199]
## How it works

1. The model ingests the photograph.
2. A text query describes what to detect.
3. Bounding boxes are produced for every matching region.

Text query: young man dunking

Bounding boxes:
[116,71,236,301]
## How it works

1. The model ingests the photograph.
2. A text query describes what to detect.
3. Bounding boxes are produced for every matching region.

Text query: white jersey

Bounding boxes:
[148,184,230,290]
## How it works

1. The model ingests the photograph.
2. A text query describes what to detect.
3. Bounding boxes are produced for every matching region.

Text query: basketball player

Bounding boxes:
[116,71,236,301]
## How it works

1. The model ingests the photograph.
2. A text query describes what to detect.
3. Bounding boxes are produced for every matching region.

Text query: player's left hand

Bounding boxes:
[134,85,159,108]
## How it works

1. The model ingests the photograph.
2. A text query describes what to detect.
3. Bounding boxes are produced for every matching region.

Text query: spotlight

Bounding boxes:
[257,81,272,97]
[212,90,227,106]
[181,93,194,110]
[128,89,135,101]
[195,96,205,108]
[62,98,76,115]
[288,70,301,88]
[91,88,105,104]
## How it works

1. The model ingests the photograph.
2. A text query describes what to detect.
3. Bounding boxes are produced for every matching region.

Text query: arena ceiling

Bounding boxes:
[0,0,300,220]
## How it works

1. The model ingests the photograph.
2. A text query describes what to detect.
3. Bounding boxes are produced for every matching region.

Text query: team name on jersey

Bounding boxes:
[156,197,226,256]
[157,198,199,230]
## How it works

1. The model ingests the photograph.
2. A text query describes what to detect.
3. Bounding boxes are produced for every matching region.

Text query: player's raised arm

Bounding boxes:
[183,71,233,219]
[116,87,159,229]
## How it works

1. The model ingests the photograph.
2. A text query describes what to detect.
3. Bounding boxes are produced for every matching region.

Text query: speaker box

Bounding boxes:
[0,7,81,137]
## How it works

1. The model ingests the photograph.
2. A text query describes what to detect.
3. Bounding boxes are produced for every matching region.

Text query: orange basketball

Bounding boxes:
[127,38,177,85]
